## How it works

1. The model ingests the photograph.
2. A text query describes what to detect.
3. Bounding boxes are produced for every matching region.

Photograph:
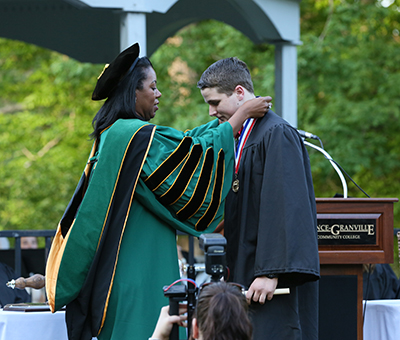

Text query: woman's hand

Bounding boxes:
[241,96,273,120]
[151,305,187,340]
[228,96,272,136]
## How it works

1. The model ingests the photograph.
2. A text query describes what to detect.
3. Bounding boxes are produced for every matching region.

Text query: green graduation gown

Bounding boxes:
[46,118,234,340]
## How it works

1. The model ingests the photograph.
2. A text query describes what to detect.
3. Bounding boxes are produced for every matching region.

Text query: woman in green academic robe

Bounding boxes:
[45,43,271,340]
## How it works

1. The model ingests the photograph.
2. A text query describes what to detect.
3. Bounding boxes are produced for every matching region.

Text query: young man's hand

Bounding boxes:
[246,276,278,304]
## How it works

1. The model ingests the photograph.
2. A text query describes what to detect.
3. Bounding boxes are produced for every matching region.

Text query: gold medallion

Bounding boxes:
[232,179,239,193]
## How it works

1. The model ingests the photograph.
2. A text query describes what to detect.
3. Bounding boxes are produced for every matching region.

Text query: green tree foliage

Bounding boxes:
[1,1,400,274]
[299,0,400,275]
[0,40,102,230]
[299,0,400,205]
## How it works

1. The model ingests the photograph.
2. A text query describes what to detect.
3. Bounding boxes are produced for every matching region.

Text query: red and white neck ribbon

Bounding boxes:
[235,118,256,173]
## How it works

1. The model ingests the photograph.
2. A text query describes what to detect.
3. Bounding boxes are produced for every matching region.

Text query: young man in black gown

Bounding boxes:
[198,58,320,339]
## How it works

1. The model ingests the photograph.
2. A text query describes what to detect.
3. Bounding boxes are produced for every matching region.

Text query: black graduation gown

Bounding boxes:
[363,264,400,300]
[0,262,31,307]
[225,111,320,340]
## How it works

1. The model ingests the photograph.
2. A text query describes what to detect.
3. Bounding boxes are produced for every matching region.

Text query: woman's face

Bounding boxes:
[135,67,162,121]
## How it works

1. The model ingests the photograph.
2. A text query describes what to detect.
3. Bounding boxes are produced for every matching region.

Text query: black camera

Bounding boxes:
[163,233,227,340]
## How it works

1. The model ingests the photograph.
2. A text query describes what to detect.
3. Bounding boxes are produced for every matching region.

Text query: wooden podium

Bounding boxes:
[317,198,398,340]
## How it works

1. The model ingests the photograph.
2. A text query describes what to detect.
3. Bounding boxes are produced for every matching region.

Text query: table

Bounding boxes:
[363,300,400,340]
[0,309,68,340]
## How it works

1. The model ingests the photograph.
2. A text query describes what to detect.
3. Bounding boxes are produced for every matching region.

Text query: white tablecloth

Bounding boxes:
[363,300,400,340]
[0,309,67,340]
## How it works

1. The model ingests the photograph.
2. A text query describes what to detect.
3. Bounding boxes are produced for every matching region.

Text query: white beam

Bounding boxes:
[120,12,147,55]
[274,43,298,127]
[65,0,178,12]
[254,0,301,43]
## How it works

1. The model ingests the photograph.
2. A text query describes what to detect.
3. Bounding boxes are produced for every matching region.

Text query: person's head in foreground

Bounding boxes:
[192,281,253,340]
[151,281,252,340]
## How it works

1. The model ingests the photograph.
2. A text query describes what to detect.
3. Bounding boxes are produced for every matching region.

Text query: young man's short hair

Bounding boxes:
[197,57,254,95]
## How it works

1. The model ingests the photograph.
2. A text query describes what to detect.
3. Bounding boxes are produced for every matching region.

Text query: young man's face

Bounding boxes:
[201,87,239,124]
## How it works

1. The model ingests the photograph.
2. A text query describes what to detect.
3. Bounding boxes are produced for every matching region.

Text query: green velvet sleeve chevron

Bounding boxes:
[140,119,235,234]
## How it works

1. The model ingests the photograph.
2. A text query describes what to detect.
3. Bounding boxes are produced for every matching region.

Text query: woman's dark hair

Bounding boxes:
[89,57,153,139]
[193,282,253,340]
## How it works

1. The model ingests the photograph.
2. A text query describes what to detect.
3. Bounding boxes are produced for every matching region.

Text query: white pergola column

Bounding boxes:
[120,12,147,56]
[274,42,298,128]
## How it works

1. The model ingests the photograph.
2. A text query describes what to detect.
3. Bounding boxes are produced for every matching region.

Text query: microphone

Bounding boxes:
[298,129,324,151]
[297,130,319,140]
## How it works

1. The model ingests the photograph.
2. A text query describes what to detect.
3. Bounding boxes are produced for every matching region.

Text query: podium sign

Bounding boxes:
[317,197,398,340]
[317,198,397,264]
[318,216,376,245]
